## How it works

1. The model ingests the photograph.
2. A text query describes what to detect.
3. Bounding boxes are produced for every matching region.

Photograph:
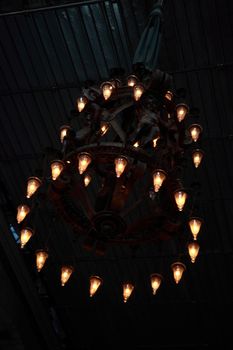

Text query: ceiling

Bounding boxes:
[0,0,233,349]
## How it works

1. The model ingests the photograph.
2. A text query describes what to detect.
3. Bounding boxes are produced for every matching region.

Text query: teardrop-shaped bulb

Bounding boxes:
[176,103,189,122]
[127,75,138,87]
[36,250,48,272]
[17,205,30,224]
[150,273,163,295]
[153,170,166,192]
[165,90,173,101]
[188,217,202,240]
[101,82,114,100]
[133,84,144,101]
[20,227,33,248]
[153,136,160,148]
[51,160,64,181]
[61,266,74,286]
[174,190,187,211]
[84,174,91,187]
[26,177,41,198]
[192,149,204,168]
[77,96,88,112]
[123,283,134,303]
[100,122,109,136]
[60,125,70,143]
[78,153,92,175]
[171,262,186,284]
[114,156,127,178]
[188,242,200,263]
[189,124,202,142]
[133,141,139,148]
[90,275,103,297]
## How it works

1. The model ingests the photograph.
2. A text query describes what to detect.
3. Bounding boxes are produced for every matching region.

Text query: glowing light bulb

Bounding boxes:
[174,190,187,211]
[26,177,41,198]
[100,122,109,136]
[60,125,70,143]
[176,103,189,122]
[189,124,202,142]
[20,227,33,248]
[89,276,103,297]
[192,149,204,168]
[51,160,64,181]
[133,84,144,101]
[153,170,166,192]
[127,75,138,87]
[165,90,173,101]
[17,205,30,224]
[84,174,91,187]
[114,156,127,178]
[153,136,160,148]
[171,262,186,284]
[78,153,92,175]
[77,96,88,112]
[101,82,114,100]
[61,266,73,286]
[123,283,134,303]
[150,273,162,295]
[188,242,200,263]
[188,217,202,240]
[36,250,48,272]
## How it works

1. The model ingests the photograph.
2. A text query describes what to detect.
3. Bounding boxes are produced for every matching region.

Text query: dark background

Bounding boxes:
[0,0,233,349]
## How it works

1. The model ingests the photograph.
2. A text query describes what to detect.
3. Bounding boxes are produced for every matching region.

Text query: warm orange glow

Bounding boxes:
[153,136,160,148]
[60,125,70,143]
[188,217,202,240]
[133,141,139,148]
[153,170,166,192]
[78,153,92,175]
[165,90,173,101]
[20,227,33,248]
[176,103,189,122]
[101,82,114,100]
[77,96,88,112]
[61,266,74,286]
[150,273,163,295]
[100,122,109,136]
[133,84,144,101]
[188,242,200,263]
[36,250,48,272]
[174,190,187,211]
[189,124,202,142]
[26,177,41,198]
[123,283,134,303]
[84,174,91,187]
[171,262,186,284]
[51,160,64,181]
[17,205,30,224]
[89,276,103,297]
[114,156,128,178]
[192,149,204,168]
[127,75,138,87]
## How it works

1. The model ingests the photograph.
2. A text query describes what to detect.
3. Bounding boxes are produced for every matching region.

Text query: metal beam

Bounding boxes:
[0,0,117,17]
[0,209,61,350]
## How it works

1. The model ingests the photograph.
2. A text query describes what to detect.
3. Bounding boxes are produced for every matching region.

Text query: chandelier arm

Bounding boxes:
[121,193,148,218]
[109,119,126,143]
[106,101,134,122]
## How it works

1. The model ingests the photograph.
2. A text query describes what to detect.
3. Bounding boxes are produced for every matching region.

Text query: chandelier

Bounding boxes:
[15,4,204,303]
[16,64,204,302]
